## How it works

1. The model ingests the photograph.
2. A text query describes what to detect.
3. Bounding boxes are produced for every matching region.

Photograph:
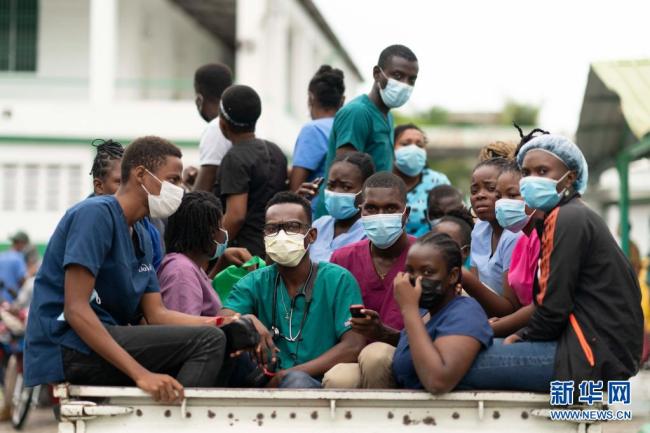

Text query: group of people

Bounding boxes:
[22,44,644,402]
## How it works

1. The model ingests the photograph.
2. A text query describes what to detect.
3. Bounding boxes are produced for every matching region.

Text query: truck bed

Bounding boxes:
[55,384,603,433]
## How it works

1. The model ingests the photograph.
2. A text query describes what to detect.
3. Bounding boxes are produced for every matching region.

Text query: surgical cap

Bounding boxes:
[516,134,589,195]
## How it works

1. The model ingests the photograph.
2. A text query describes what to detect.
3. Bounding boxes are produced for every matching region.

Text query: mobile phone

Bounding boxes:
[312,177,324,188]
[350,304,365,318]
[215,316,226,326]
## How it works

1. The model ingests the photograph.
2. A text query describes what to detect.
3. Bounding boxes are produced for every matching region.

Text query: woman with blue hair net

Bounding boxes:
[458,134,643,391]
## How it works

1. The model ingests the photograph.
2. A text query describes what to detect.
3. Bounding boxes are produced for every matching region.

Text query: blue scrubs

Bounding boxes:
[24,196,159,386]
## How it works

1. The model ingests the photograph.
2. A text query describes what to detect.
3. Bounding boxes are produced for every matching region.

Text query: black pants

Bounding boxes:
[62,325,226,387]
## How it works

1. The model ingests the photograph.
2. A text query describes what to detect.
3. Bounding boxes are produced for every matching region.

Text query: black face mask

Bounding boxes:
[411,277,447,309]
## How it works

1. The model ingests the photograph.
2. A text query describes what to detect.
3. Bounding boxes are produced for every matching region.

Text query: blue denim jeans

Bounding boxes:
[457,338,557,392]
[279,371,322,389]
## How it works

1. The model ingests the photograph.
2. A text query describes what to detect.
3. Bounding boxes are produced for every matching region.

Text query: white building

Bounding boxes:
[0,0,362,248]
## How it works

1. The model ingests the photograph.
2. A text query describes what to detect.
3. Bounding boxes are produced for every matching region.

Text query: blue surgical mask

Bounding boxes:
[361,212,405,249]
[495,198,532,232]
[378,69,413,108]
[324,189,360,220]
[211,229,228,260]
[520,172,569,212]
[395,144,427,177]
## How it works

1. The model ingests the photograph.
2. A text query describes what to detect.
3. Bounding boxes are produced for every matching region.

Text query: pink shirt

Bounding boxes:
[330,237,416,331]
[507,230,540,306]
[158,253,222,316]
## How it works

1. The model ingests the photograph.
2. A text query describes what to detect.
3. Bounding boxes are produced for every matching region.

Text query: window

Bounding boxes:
[24,163,39,211]
[67,164,82,207]
[45,164,60,211]
[1,164,17,210]
[0,0,38,72]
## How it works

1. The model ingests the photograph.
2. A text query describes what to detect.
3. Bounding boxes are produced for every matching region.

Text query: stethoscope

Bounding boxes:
[270,262,315,348]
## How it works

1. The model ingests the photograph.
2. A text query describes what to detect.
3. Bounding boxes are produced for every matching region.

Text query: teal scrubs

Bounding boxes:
[316,94,394,217]
[223,262,362,369]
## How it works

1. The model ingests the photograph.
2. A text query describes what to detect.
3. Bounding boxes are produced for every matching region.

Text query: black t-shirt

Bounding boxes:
[216,138,287,256]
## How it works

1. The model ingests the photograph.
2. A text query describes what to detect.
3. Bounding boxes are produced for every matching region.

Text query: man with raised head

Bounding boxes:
[314,45,419,217]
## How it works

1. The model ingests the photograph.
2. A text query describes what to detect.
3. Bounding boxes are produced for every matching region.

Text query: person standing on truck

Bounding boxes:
[459,134,644,391]
[24,136,238,402]
[289,65,346,215]
[222,192,366,388]
[215,85,288,257]
[192,63,234,193]
[89,139,164,270]
[313,45,419,218]
[323,172,416,388]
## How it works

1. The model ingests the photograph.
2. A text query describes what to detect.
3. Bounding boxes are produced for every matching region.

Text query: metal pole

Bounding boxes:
[616,152,630,256]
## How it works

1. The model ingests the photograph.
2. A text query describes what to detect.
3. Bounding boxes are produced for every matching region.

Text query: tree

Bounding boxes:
[500,100,539,126]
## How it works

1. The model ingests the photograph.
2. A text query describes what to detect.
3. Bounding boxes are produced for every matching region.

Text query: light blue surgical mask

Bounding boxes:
[520,172,569,212]
[495,198,532,232]
[395,144,427,177]
[211,229,228,260]
[324,189,360,220]
[378,69,413,108]
[361,212,405,249]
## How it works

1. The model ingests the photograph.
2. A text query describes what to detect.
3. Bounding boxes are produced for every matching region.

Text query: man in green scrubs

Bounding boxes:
[222,192,365,388]
[314,44,419,217]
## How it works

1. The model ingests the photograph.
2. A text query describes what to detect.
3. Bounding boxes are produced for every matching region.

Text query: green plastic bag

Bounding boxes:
[212,256,266,301]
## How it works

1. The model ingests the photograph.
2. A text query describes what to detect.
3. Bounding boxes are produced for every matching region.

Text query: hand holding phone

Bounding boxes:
[349,304,366,318]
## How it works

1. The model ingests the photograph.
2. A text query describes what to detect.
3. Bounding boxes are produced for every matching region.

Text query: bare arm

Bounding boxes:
[64,265,184,402]
[222,193,248,241]
[394,272,481,394]
[491,304,535,337]
[461,268,517,317]
[289,167,312,194]
[350,309,400,346]
[193,165,218,192]
[402,306,481,393]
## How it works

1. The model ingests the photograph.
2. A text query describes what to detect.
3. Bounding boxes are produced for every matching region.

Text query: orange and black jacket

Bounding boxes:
[517,193,643,383]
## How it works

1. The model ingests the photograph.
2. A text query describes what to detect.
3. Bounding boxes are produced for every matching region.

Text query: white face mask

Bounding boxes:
[141,169,184,219]
[264,230,309,268]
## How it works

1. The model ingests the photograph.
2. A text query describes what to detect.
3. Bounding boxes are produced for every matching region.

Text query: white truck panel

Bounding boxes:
[56,385,602,433]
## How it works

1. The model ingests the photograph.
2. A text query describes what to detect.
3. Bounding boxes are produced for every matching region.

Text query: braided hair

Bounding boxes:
[90,139,124,180]
[478,141,516,162]
[308,65,345,110]
[513,122,549,157]
[414,232,462,284]
[166,191,223,256]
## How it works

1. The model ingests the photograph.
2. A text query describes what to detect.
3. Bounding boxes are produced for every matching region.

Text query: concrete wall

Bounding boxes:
[116,0,232,100]
[0,0,232,101]
[236,0,362,151]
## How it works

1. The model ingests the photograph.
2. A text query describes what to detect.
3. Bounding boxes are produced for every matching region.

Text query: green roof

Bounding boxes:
[576,59,650,177]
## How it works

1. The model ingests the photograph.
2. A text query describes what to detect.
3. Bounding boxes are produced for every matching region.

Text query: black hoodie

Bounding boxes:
[517,193,643,384]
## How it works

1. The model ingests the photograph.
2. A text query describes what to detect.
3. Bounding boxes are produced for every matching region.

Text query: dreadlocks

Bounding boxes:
[513,122,550,157]
[90,139,124,180]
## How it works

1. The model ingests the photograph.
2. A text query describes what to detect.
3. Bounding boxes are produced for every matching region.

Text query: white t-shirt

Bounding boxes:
[199,117,232,166]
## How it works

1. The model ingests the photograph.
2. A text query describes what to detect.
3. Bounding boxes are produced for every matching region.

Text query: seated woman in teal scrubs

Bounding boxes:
[305,151,375,262]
